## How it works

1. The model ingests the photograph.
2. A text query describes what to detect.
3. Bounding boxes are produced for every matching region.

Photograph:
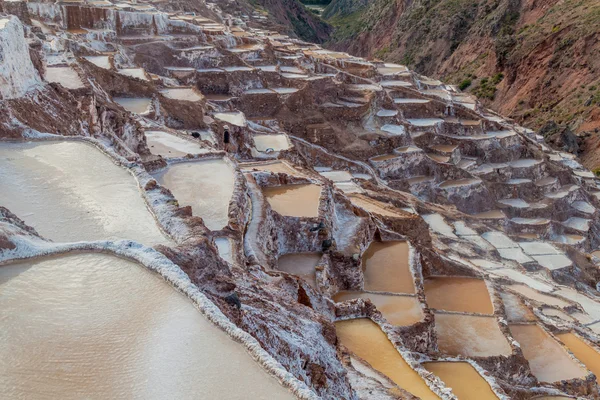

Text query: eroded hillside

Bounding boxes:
[323,0,600,169]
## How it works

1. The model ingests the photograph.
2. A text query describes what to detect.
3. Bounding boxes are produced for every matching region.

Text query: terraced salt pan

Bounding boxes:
[160,88,203,102]
[500,291,536,322]
[215,237,234,264]
[394,98,430,104]
[241,161,300,175]
[0,253,292,399]
[44,66,85,89]
[376,109,397,117]
[83,55,112,69]
[498,198,529,208]
[319,170,354,182]
[114,97,151,114]
[492,269,554,292]
[277,252,322,287]
[407,118,444,127]
[427,153,450,163]
[153,159,235,231]
[474,210,506,219]
[509,159,542,168]
[253,134,291,152]
[542,307,575,322]
[509,324,587,382]
[380,124,406,136]
[145,131,208,157]
[214,111,247,127]
[0,141,169,246]
[435,314,512,357]
[423,362,499,400]
[263,184,322,218]
[533,254,572,270]
[424,277,493,314]
[482,231,518,248]
[118,68,148,80]
[349,196,402,217]
[335,319,438,399]
[439,178,480,188]
[469,259,505,270]
[508,285,569,307]
[572,201,595,214]
[363,241,415,293]
[558,333,600,381]
[556,288,600,321]
[562,217,591,232]
[272,87,299,94]
[422,214,458,238]
[334,292,423,326]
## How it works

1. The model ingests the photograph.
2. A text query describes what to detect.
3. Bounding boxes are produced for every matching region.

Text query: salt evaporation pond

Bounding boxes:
[253,134,291,152]
[83,55,112,69]
[160,88,203,102]
[509,324,587,382]
[435,314,512,357]
[557,333,600,381]
[334,292,423,326]
[0,141,170,246]
[277,252,322,287]
[363,241,415,293]
[44,66,85,89]
[0,253,293,399]
[423,362,498,400]
[114,97,151,114]
[335,319,438,399]
[153,159,235,231]
[145,131,208,157]
[263,184,321,218]
[424,277,493,314]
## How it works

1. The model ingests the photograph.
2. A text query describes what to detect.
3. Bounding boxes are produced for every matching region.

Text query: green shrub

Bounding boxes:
[458,78,472,90]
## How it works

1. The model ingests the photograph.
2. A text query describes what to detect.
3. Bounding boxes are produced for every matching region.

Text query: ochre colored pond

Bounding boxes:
[335,319,438,399]
[557,332,600,381]
[424,277,493,314]
[0,253,293,399]
[263,184,322,218]
[435,314,512,357]
[509,324,587,382]
[363,241,415,293]
[423,362,498,400]
[334,292,423,326]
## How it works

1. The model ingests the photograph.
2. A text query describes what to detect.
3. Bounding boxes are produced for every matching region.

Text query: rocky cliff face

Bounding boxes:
[323,0,600,168]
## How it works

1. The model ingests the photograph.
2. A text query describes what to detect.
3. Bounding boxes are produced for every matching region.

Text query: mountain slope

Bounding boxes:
[324,0,600,167]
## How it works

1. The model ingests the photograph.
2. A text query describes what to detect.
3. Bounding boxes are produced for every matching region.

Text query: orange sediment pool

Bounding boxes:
[335,319,438,399]
[362,241,415,293]
[423,362,498,400]
[557,332,600,381]
[424,277,493,314]
[334,292,424,325]
[509,324,587,382]
[263,184,322,218]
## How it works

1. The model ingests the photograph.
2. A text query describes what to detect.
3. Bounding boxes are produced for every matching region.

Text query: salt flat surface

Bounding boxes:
[252,134,291,152]
[83,55,111,69]
[118,68,148,80]
[422,214,458,238]
[145,131,208,157]
[160,88,203,102]
[114,97,151,114]
[0,141,170,246]
[44,66,85,89]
